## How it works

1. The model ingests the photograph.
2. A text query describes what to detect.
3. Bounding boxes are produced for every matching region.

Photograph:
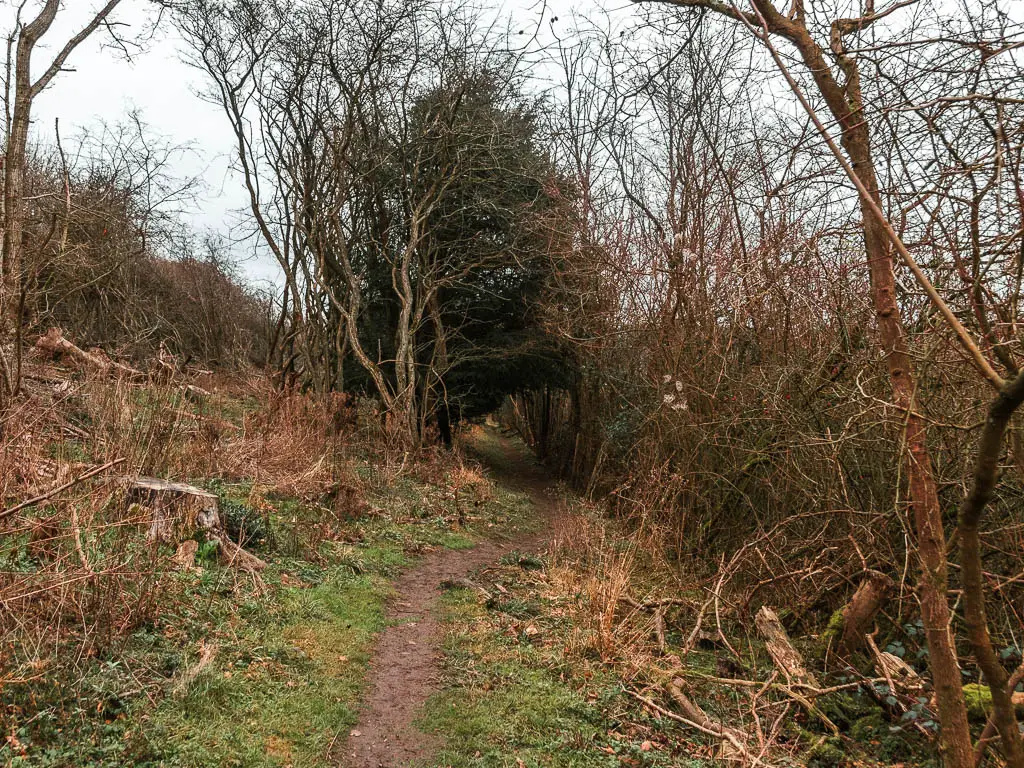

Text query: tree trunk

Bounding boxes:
[957,371,1024,768]
[846,126,973,766]
[539,386,552,461]
[427,292,452,447]
[776,10,974,752]
[437,400,452,447]
[0,3,57,402]
[0,0,123,405]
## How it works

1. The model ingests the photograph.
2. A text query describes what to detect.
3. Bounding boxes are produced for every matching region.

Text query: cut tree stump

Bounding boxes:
[36,328,142,378]
[127,477,220,541]
[755,605,819,688]
[124,477,266,573]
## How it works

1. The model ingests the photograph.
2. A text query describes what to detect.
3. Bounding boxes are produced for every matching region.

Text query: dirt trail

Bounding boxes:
[339,430,558,768]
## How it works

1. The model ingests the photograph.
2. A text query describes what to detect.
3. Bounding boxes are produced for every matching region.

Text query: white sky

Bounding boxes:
[8,4,244,263]
[20,1,1016,290]
[4,0,603,288]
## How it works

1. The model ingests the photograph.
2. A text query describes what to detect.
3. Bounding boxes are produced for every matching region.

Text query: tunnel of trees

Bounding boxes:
[335,72,579,443]
[2,0,1024,763]
[178,0,577,445]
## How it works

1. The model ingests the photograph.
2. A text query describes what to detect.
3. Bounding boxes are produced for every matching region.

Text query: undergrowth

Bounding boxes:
[0,362,532,767]
[424,494,942,768]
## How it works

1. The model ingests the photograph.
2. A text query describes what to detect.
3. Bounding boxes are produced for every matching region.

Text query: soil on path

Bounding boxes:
[339,429,558,768]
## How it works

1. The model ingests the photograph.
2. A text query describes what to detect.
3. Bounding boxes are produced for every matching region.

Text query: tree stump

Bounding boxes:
[124,477,266,572]
[837,570,894,656]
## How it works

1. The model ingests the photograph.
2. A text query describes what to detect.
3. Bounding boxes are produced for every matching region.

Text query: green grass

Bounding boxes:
[420,590,620,768]
[419,583,699,768]
[133,566,389,767]
[2,429,542,768]
[2,562,390,768]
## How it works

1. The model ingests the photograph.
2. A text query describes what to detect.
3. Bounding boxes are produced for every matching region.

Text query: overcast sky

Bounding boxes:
[4,0,609,289]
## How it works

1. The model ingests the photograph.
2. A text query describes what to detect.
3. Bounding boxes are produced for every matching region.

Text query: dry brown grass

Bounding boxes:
[0,356,387,693]
[549,509,666,672]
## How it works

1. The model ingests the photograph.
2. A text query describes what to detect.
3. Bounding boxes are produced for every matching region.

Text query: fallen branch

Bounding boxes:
[866,632,927,697]
[182,384,211,403]
[36,327,142,378]
[213,535,268,573]
[619,595,690,609]
[755,606,818,688]
[0,458,126,522]
[626,684,774,767]
[689,670,887,698]
[861,633,932,737]
[683,594,715,653]
[626,679,778,768]
[753,606,841,733]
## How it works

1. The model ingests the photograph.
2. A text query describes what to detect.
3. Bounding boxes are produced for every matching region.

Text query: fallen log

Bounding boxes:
[754,607,841,734]
[123,477,266,573]
[755,606,819,688]
[182,384,211,403]
[875,650,927,698]
[862,631,934,737]
[665,677,740,739]
[36,328,142,378]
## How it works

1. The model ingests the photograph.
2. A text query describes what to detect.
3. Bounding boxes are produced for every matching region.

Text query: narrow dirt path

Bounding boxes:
[339,429,558,768]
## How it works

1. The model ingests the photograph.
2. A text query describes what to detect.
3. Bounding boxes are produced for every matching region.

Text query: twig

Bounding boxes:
[626,688,773,767]
[0,458,126,521]
[689,670,886,697]
[618,595,690,609]
[714,556,742,661]
[684,594,714,653]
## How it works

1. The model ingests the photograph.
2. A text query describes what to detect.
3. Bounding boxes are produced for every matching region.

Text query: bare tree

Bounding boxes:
[0,0,148,407]
[178,0,567,447]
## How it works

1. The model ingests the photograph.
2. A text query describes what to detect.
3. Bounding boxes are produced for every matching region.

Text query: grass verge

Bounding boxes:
[3,436,535,768]
[420,556,704,768]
